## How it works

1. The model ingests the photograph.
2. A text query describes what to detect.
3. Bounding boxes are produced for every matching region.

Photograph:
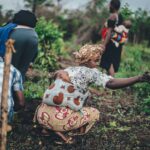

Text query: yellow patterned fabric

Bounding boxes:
[34,103,100,133]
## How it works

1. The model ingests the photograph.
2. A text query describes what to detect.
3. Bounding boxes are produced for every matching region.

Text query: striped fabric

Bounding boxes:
[0,58,23,119]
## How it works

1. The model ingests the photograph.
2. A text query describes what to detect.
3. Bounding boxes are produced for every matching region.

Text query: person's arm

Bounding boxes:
[103,28,113,48]
[13,68,25,110]
[106,72,150,89]
[13,90,25,111]
[102,14,117,49]
[15,91,25,108]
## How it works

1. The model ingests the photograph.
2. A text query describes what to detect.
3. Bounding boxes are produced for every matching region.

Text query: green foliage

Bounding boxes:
[56,15,82,40]
[121,3,133,20]
[126,8,150,45]
[116,44,150,114]
[116,45,143,77]
[36,17,64,55]
[99,121,131,133]
[142,96,150,114]
[34,51,59,71]
[134,83,150,99]
[34,17,64,71]
[24,78,50,99]
[134,83,150,114]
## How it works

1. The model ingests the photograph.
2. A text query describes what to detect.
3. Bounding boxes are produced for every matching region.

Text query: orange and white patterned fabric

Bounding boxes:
[35,103,100,132]
[43,66,112,111]
[35,66,112,133]
[43,79,89,111]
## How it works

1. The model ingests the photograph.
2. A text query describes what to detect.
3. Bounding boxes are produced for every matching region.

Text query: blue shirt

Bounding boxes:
[0,23,17,57]
[0,58,23,115]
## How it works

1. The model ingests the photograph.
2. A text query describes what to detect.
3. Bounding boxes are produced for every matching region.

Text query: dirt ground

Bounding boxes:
[7,89,150,150]
[6,58,150,150]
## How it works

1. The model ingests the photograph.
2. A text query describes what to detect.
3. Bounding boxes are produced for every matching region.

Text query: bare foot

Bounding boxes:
[55,131,74,144]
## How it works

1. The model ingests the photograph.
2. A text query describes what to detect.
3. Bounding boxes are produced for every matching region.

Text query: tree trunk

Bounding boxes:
[32,0,37,13]
[0,39,15,150]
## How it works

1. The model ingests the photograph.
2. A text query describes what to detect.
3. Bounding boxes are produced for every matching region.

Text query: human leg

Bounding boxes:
[108,64,115,76]
[35,104,99,141]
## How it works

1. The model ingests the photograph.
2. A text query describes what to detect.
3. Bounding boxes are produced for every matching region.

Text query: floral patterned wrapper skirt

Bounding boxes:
[34,103,100,133]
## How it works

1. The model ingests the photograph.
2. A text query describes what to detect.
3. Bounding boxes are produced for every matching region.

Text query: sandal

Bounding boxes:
[65,137,74,144]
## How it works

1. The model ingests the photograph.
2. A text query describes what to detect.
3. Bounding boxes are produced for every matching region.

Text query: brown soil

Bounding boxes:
[7,89,150,150]
[7,58,150,150]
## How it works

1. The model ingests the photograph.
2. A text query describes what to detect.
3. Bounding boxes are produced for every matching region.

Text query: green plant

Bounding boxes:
[116,44,150,114]
[34,51,59,72]
[121,3,133,20]
[24,78,50,99]
[36,17,64,55]
[142,96,150,114]
[34,17,65,71]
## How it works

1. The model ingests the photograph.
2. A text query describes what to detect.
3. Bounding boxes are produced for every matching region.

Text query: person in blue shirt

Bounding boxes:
[0,57,25,125]
[9,10,38,82]
[0,10,38,81]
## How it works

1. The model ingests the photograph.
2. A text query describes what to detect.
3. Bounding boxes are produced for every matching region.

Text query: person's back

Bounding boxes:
[10,26,38,80]
[9,10,38,81]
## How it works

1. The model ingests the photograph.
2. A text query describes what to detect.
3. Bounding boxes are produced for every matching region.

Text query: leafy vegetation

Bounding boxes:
[116,44,150,114]
[34,17,64,71]
[24,78,50,99]
[0,0,150,149]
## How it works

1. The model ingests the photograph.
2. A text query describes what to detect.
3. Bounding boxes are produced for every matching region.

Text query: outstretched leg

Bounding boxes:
[108,64,115,76]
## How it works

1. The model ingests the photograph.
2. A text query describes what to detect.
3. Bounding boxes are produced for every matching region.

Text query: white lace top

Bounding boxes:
[65,66,113,92]
[43,66,113,111]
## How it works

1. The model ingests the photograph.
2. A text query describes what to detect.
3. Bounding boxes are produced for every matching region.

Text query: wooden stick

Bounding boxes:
[0,39,15,150]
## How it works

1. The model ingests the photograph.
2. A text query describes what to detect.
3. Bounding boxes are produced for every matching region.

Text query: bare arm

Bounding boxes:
[106,76,140,89]
[15,91,25,108]
[106,72,150,89]
[102,13,117,49]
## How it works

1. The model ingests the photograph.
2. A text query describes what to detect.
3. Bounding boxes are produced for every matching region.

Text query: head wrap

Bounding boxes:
[74,44,104,64]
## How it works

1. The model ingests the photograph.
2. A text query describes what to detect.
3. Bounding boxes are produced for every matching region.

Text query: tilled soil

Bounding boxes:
[7,90,150,150]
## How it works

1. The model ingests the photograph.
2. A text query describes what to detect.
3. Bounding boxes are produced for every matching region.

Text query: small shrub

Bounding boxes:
[24,78,50,99]
[34,17,65,72]
[142,96,150,114]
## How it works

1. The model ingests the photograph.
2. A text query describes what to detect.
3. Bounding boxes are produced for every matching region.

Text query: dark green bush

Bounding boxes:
[34,17,64,71]
[142,96,150,114]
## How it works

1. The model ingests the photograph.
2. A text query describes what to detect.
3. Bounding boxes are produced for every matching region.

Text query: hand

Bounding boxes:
[139,72,150,83]
[55,70,70,82]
